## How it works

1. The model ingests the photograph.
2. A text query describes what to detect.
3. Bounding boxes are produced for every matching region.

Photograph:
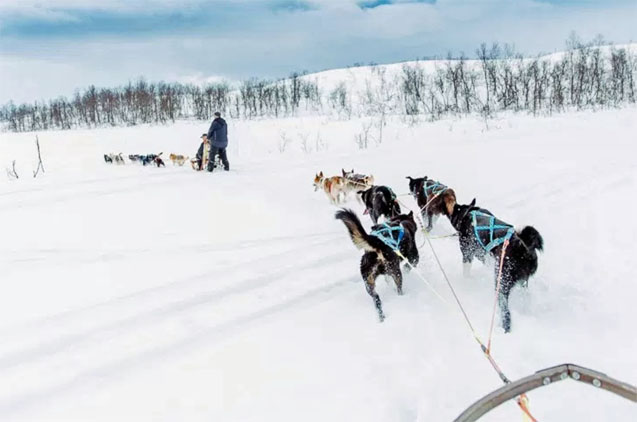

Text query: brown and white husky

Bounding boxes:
[313,171,348,204]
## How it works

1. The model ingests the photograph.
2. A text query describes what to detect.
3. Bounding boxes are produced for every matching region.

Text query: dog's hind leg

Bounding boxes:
[426,210,434,232]
[460,238,474,277]
[365,276,385,322]
[389,263,403,296]
[498,285,513,333]
[362,260,385,322]
[495,263,514,332]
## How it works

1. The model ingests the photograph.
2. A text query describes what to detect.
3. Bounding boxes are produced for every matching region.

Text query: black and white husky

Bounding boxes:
[336,209,419,322]
[358,185,401,224]
[449,199,544,332]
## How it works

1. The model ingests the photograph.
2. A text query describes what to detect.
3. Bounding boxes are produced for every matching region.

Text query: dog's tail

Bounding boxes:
[335,209,383,253]
[518,226,544,251]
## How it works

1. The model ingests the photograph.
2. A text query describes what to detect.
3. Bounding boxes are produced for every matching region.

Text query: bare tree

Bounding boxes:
[355,120,373,150]
[33,136,45,178]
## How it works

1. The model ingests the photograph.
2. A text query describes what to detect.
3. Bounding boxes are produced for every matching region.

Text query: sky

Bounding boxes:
[0,0,636,104]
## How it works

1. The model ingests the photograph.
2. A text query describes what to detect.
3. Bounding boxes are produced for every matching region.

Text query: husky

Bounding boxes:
[336,209,419,321]
[114,153,125,165]
[141,152,163,166]
[406,176,457,232]
[449,199,544,332]
[358,185,401,224]
[313,171,347,204]
[169,153,189,166]
[342,168,374,192]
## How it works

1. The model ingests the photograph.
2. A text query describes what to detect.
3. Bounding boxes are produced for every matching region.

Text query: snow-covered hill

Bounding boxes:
[1,102,636,420]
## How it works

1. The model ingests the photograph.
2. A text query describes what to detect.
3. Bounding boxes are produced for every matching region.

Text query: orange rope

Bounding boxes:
[518,394,538,422]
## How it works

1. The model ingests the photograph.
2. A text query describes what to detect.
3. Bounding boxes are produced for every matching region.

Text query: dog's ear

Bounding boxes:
[469,198,476,208]
[423,175,428,181]
[408,210,414,218]
[319,171,323,177]
[342,168,346,176]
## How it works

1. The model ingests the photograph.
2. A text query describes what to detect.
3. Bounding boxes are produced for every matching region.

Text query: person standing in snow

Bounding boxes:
[206,111,229,172]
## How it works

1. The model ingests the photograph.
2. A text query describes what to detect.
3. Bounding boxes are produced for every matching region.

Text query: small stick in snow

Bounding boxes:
[6,160,19,180]
[33,135,45,178]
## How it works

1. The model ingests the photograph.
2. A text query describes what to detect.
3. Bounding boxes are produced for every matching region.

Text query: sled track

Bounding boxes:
[0,276,354,416]
[0,249,353,371]
[0,232,347,335]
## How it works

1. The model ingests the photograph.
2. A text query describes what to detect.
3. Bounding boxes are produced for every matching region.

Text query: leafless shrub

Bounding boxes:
[355,120,373,150]
[299,131,312,154]
[278,132,292,153]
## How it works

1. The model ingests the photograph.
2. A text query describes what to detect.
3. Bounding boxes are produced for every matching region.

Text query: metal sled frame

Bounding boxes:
[454,363,637,422]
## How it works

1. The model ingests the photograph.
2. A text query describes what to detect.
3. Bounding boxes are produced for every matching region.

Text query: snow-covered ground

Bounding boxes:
[1,107,636,421]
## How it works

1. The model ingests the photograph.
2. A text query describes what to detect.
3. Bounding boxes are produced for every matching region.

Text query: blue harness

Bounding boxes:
[371,223,405,251]
[424,181,448,197]
[470,210,514,252]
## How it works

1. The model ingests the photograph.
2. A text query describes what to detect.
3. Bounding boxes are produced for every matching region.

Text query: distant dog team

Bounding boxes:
[103,152,166,167]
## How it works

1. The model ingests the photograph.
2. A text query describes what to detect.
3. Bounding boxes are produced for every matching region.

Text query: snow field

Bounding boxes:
[0,107,636,421]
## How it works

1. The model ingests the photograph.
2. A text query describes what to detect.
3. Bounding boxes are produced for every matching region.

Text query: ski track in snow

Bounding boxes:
[1,108,636,421]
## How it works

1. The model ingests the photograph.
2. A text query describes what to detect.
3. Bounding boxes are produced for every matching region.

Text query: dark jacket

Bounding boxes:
[207,117,228,148]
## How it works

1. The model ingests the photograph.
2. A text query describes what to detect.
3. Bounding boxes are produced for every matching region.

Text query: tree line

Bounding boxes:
[0,73,321,132]
[399,37,636,120]
[1,35,635,133]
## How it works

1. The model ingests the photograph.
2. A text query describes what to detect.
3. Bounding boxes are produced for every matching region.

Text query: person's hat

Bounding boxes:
[214,111,221,117]
[200,133,207,138]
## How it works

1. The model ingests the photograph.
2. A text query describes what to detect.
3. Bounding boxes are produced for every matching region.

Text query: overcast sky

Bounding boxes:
[1,0,635,104]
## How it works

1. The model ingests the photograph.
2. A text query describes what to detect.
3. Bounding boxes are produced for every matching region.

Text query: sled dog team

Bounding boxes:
[315,169,544,333]
[103,152,195,167]
[102,151,224,170]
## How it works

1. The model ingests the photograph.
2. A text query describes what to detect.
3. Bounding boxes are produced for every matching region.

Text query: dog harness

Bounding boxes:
[470,210,514,252]
[371,223,404,250]
[423,180,448,197]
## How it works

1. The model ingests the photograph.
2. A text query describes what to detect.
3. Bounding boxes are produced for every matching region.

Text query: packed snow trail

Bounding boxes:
[1,109,635,421]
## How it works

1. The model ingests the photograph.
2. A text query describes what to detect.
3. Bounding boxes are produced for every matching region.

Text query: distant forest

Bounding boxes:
[1,36,635,132]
